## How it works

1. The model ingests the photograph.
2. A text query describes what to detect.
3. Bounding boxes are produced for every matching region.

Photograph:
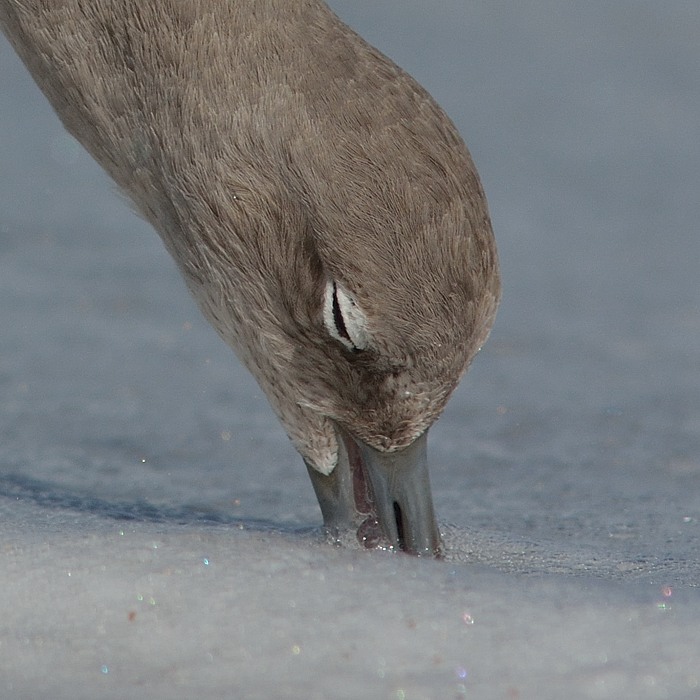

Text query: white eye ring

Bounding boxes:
[323,280,370,351]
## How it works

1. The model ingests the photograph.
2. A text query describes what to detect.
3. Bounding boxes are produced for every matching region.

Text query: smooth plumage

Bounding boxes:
[1,0,500,555]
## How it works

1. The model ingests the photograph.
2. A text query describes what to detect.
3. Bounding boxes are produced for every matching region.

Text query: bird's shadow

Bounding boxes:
[0,471,303,534]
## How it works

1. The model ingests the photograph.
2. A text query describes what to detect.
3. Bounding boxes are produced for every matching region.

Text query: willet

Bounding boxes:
[1,1,500,556]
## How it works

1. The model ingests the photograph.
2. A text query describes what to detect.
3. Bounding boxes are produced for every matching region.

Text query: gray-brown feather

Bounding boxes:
[0,0,500,473]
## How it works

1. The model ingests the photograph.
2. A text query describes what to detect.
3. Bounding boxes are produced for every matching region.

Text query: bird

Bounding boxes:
[0,0,500,556]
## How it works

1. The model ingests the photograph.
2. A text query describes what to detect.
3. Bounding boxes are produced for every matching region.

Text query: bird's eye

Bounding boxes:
[323,280,369,352]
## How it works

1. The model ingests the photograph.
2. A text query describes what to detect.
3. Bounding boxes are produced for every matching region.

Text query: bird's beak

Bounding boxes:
[356,432,441,556]
[306,430,442,557]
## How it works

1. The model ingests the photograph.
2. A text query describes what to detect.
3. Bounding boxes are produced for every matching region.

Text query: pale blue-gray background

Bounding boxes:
[1,3,699,698]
